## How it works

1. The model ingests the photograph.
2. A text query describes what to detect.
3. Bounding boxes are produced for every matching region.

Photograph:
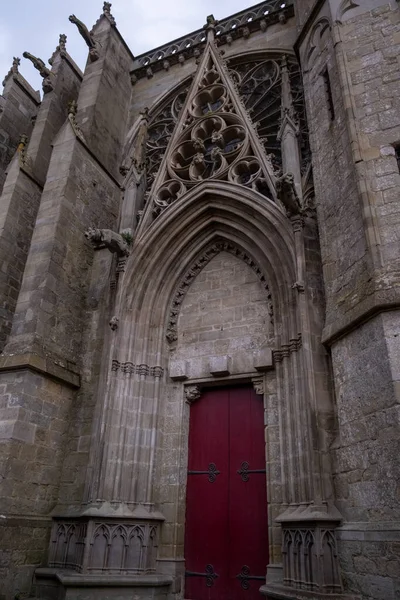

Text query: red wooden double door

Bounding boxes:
[185,385,269,600]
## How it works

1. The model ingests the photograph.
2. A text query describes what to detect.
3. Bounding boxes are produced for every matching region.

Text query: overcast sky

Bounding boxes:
[1,0,258,93]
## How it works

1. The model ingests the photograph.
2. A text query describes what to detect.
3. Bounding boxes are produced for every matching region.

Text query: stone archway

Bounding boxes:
[53,182,339,595]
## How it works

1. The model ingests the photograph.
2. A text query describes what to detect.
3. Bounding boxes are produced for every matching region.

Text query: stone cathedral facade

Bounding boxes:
[0,0,399,599]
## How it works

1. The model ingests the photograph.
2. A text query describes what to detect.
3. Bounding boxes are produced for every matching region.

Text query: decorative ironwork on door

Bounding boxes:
[185,564,219,587]
[236,565,265,590]
[237,461,266,482]
[188,462,220,483]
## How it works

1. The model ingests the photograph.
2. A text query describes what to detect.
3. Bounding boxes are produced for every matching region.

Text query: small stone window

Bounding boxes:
[322,68,335,121]
[395,145,400,172]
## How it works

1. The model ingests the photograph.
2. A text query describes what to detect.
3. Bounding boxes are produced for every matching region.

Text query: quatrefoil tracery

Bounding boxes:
[169,114,247,183]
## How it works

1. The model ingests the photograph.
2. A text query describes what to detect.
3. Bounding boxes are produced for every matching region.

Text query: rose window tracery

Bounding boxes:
[228,56,310,174]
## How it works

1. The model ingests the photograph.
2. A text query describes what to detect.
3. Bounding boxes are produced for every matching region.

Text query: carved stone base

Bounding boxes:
[46,504,164,575]
[260,583,360,600]
[35,568,172,600]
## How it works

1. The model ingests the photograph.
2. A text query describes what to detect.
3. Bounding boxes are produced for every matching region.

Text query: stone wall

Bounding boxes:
[172,250,274,373]
[0,73,39,193]
[296,1,400,598]
[0,51,82,352]
[0,369,75,599]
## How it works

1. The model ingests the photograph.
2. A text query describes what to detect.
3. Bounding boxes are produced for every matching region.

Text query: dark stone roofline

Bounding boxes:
[130,0,294,80]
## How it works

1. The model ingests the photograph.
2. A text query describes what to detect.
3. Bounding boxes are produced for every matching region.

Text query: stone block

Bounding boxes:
[168,359,188,381]
[254,348,273,371]
[209,355,231,377]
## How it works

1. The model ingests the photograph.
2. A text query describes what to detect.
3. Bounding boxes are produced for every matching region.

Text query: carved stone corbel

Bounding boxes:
[276,172,302,217]
[17,134,28,167]
[184,385,201,404]
[253,379,264,395]
[109,316,119,330]
[67,100,86,142]
[69,15,99,62]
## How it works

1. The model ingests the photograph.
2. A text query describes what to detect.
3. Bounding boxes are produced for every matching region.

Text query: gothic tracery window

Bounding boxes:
[145,53,311,191]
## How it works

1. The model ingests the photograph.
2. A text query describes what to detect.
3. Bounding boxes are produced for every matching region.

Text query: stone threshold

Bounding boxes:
[35,568,173,587]
[261,583,360,600]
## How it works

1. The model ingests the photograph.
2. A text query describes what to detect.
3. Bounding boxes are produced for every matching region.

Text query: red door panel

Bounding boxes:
[185,388,230,600]
[185,386,268,600]
[228,387,268,599]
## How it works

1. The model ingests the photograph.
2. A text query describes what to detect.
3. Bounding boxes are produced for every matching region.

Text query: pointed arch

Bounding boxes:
[118,181,298,366]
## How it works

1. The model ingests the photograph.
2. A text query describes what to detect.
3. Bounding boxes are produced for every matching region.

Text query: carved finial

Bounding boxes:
[204,14,218,41]
[49,34,67,65]
[103,2,116,26]
[69,14,99,61]
[2,57,20,87]
[59,34,67,53]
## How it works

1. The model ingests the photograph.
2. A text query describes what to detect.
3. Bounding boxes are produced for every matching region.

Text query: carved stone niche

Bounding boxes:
[46,516,161,575]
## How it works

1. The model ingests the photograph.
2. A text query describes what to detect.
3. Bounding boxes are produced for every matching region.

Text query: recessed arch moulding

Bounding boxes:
[78,181,340,582]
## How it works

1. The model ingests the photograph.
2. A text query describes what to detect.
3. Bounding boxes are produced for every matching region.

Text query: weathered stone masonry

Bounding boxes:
[0,1,399,600]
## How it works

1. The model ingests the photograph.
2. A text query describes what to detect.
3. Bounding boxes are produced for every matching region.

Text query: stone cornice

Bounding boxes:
[0,352,80,388]
[130,0,294,80]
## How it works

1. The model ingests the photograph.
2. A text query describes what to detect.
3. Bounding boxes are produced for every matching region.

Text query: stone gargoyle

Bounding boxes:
[69,15,99,61]
[276,172,302,217]
[22,51,53,93]
[84,227,131,257]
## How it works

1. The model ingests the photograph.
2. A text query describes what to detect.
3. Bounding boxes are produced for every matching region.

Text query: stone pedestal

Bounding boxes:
[34,503,170,599]
[35,569,172,600]
[261,505,360,600]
